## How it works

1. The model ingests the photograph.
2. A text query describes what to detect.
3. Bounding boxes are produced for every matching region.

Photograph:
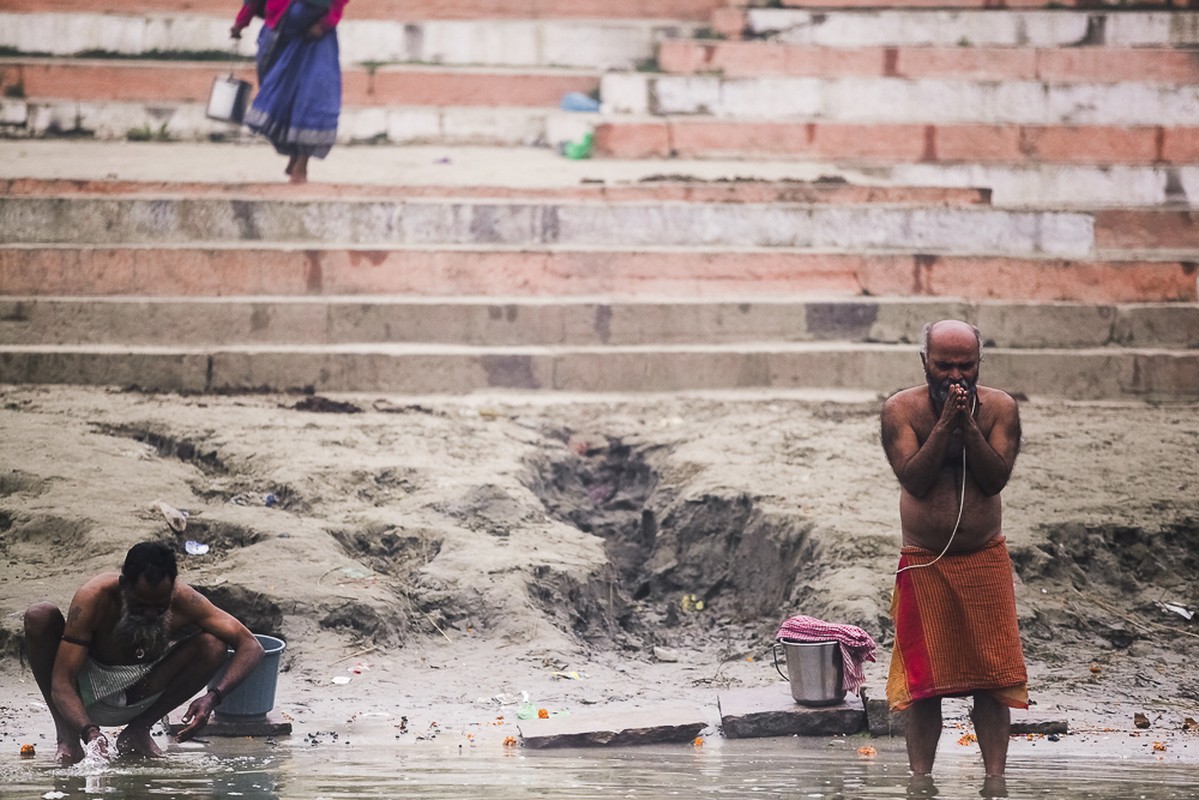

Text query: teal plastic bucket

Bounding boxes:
[210,634,285,718]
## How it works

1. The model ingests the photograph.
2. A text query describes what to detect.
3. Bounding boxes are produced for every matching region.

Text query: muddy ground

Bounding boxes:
[0,385,1196,752]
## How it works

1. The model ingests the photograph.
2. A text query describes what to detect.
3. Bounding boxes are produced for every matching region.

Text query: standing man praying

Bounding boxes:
[879,320,1027,781]
[23,541,264,764]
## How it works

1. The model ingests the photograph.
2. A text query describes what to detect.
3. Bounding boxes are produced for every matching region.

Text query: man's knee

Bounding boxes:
[23,602,64,638]
[189,632,231,672]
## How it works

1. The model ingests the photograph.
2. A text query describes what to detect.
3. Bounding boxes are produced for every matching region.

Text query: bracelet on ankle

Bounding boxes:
[80,723,101,742]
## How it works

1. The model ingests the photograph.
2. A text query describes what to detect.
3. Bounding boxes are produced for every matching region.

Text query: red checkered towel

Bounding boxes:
[775,615,878,694]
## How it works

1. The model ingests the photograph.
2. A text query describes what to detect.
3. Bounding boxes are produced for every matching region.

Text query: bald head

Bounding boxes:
[920,320,982,362]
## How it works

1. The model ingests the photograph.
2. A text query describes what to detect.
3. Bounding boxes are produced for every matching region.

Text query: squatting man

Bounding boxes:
[881,320,1028,782]
[24,541,264,765]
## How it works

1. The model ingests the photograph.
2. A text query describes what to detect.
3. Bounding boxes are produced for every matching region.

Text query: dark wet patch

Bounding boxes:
[291,396,362,414]
[193,583,284,637]
[91,423,228,474]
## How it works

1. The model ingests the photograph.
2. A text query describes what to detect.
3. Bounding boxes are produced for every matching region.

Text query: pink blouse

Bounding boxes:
[234,0,349,33]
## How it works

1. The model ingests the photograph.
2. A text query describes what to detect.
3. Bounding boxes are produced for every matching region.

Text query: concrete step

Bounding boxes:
[0,98,586,148]
[0,13,696,69]
[717,8,1199,48]
[737,0,1194,7]
[0,59,599,106]
[658,40,1199,84]
[600,72,1199,126]
[595,119,1199,168]
[0,0,723,20]
[3,296,1195,349]
[3,246,1195,303]
[0,195,1100,256]
[1,340,1194,399]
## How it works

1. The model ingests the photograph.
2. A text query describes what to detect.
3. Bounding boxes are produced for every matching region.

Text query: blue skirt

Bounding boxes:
[245,1,341,159]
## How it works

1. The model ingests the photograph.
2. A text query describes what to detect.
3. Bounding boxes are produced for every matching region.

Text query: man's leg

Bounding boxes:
[972,692,1011,778]
[115,632,228,757]
[905,697,943,775]
[23,603,85,765]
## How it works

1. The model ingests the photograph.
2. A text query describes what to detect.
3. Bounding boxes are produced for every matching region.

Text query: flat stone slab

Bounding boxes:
[167,712,292,738]
[719,683,865,739]
[517,705,707,749]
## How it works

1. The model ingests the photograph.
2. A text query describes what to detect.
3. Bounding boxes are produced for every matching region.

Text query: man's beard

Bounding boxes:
[926,370,977,411]
[113,603,172,661]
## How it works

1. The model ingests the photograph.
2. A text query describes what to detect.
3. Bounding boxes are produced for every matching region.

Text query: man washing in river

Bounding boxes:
[23,541,264,765]
[880,320,1028,781]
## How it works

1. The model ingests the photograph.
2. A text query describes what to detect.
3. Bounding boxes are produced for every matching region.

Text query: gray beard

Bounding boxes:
[113,607,172,661]
[926,372,976,412]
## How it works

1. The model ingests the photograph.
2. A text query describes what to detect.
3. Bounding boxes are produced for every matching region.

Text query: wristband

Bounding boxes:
[80,723,101,742]
[208,687,224,706]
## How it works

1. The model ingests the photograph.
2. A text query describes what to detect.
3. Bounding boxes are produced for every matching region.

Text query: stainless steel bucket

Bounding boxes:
[206,75,252,124]
[773,638,845,706]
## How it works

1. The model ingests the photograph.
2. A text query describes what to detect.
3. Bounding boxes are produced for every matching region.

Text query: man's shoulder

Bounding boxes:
[882,386,926,413]
[978,385,1018,410]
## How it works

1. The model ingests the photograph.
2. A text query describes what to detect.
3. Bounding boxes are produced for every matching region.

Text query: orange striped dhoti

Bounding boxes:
[886,535,1029,711]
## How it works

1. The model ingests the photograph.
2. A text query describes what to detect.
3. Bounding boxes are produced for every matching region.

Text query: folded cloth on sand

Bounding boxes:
[77,655,168,726]
[775,615,878,694]
[887,535,1029,712]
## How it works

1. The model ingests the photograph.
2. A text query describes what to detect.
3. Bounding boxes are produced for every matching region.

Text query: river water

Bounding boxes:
[3,731,1198,800]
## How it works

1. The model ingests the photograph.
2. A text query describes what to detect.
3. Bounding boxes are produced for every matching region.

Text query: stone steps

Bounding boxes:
[0,0,724,20]
[3,296,1195,349]
[0,12,697,68]
[715,8,1199,47]
[4,245,1195,303]
[1,340,1194,399]
[658,40,1199,83]
[0,194,1104,255]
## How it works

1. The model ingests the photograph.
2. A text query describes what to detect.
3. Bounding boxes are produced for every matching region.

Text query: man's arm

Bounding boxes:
[961,390,1021,496]
[881,392,955,498]
[51,590,111,755]
[172,586,264,741]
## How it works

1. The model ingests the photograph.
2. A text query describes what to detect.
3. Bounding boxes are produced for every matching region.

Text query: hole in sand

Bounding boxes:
[92,423,228,475]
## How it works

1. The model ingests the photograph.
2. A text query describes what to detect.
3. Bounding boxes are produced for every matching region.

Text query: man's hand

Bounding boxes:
[82,727,111,761]
[306,21,327,39]
[230,25,245,39]
[175,692,219,742]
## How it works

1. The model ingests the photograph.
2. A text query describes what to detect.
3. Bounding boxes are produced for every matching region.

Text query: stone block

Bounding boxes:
[167,712,292,737]
[718,683,866,739]
[518,705,707,749]
[863,692,907,738]
[1011,719,1068,736]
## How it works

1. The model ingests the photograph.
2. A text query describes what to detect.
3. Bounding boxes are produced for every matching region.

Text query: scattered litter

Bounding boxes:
[503,736,518,748]
[653,647,680,663]
[1153,741,1167,752]
[1156,601,1194,620]
[957,733,978,746]
[561,132,594,160]
[184,540,210,556]
[693,737,704,747]
[331,676,352,685]
[1089,664,1102,675]
[1184,717,1198,733]
[434,157,452,165]
[680,593,705,613]
[537,708,549,719]
[264,493,278,508]
[19,743,34,758]
[550,671,588,681]
[857,745,877,757]
[1134,712,1151,729]
[559,91,600,113]
[154,500,188,533]
[43,793,66,800]
[349,661,371,675]
[516,703,537,721]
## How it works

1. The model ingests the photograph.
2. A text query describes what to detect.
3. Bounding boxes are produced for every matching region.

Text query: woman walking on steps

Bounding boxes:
[231,0,348,184]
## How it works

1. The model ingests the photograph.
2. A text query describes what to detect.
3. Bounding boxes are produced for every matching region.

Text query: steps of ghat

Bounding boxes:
[0,0,725,20]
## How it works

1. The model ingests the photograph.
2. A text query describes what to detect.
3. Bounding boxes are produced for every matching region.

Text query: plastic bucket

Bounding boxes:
[210,634,285,718]
[773,639,845,706]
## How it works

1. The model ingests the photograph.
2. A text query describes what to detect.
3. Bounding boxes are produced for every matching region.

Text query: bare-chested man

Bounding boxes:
[23,541,264,765]
[880,320,1028,782]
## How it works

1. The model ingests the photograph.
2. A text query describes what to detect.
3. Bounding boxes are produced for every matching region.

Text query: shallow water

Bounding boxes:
[3,734,1198,800]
